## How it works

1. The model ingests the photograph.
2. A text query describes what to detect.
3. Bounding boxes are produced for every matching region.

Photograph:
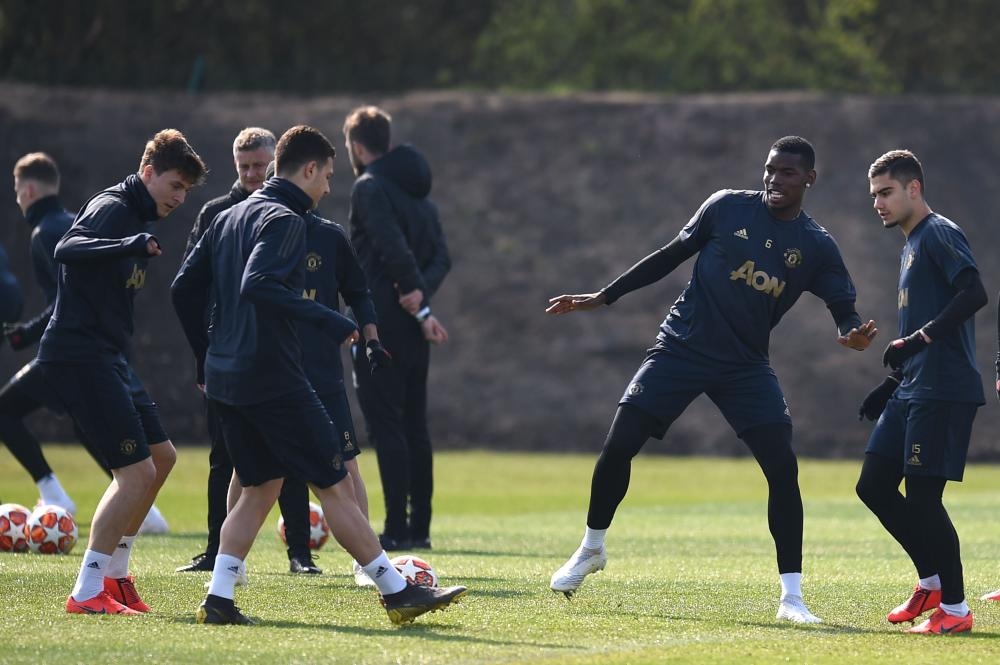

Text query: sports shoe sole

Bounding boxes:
[385,588,467,625]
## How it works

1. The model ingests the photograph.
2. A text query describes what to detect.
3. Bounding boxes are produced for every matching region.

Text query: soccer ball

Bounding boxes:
[391,554,438,587]
[276,501,330,550]
[25,504,78,554]
[0,503,31,552]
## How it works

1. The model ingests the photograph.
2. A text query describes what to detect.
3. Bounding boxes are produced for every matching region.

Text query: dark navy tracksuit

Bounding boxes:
[34,175,168,471]
[172,178,357,493]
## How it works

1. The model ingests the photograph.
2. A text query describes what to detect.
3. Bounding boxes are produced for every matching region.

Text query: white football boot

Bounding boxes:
[776,594,823,624]
[549,546,607,598]
[353,559,375,587]
[137,504,169,534]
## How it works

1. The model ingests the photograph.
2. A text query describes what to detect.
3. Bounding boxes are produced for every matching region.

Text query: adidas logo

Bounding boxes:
[374,565,388,578]
[734,228,749,240]
[227,565,240,574]
[117,542,129,549]
[908,455,921,466]
[87,561,102,569]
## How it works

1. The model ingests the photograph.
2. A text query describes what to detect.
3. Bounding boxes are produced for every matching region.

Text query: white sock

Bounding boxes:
[71,549,112,602]
[362,551,407,595]
[207,554,243,600]
[106,535,135,579]
[919,574,941,590]
[779,572,802,599]
[37,473,69,503]
[581,527,607,550]
[939,600,969,617]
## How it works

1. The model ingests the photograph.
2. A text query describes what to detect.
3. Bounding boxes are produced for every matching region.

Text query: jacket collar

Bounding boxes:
[257,177,313,217]
[24,195,63,228]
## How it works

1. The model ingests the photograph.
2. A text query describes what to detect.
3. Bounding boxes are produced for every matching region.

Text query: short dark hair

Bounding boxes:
[139,129,207,184]
[868,150,925,193]
[233,127,276,154]
[13,152,60,187]
[343,106,391,155]
[771,136,815,171]
[274,125,336,177]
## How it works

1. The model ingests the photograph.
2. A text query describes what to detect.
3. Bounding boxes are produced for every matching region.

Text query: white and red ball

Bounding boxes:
[276,501,330,550]
[390,554,438,587]
[25,504,77,554]
[0,503,31,552]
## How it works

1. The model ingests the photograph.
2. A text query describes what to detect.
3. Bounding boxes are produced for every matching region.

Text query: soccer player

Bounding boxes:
[172,125,466,626]
[546,136,877,623]
[275,158,387,585]
[1,153,76,511]
[175,128,323,576]
[35,130,206,615]
[855,150,985,635]
[343,106,451,551]
[1,153,170,535]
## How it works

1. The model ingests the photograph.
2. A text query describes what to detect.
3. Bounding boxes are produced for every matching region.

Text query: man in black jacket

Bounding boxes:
[172,125,465,626]
[343,106,451,550]
[175,128,323,577]
[38,130,206,616]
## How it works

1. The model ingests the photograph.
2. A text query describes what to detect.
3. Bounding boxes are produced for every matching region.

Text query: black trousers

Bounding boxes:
[353,328,433,542]
[202,396,311,560]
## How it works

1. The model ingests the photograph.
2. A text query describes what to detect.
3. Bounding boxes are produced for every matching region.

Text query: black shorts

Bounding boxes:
[38,361,165,470]
[621,345,790,438]
[211,388,348,489]
[318,389,360,462]
[865,398,978,481]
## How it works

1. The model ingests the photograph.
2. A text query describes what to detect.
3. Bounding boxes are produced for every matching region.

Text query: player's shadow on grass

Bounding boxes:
[241,619,575,648]
[737,619,874,634]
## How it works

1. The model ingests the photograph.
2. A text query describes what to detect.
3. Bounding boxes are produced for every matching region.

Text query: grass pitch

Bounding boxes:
[2,446,1000,663]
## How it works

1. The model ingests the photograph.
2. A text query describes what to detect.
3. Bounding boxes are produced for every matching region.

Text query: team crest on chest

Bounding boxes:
[783,248,803,269]
[306,252,323,272]
[905,251,915,270]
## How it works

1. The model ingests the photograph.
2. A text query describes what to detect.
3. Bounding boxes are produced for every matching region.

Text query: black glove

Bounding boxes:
[365,339,393,372]
[858,371,902,421]
[882,330,929,369]
[2,323,27,350]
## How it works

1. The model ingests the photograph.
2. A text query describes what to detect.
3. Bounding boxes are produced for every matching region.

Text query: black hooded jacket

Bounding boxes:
[6,196,73,348]
[348,144,450,322]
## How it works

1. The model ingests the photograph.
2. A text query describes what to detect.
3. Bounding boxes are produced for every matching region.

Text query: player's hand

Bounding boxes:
[365,339,393,371]
[398,288,424,315]
[146,238,162,256]
[2,323,27,350]
[546,292,606,314]
[837,320,877,351]
[858,371,902,421]
[882,330,929,369]
[421,315,449,345]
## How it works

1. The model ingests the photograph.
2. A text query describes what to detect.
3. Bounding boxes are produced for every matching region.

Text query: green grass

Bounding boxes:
[2,446,1000,663]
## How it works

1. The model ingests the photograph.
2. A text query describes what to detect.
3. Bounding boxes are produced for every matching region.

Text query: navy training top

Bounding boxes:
[171,177,357,405]
[301,213,377,394]
[894,213,983,404]
[37,174,158,363]
[657,190,857,364]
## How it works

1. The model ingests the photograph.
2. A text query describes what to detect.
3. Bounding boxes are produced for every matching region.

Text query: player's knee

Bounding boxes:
[150,440,177,475]
[116,457,157,490]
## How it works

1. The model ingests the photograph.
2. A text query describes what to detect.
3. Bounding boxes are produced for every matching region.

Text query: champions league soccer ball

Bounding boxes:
[0,503,32,552]
[25,504,77,554]
[276,502,330,550]
[391,554,438,588]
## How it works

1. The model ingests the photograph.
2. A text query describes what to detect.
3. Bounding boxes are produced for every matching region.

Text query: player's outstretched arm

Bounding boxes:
[546,292,606,315]
[837,319,878,351]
